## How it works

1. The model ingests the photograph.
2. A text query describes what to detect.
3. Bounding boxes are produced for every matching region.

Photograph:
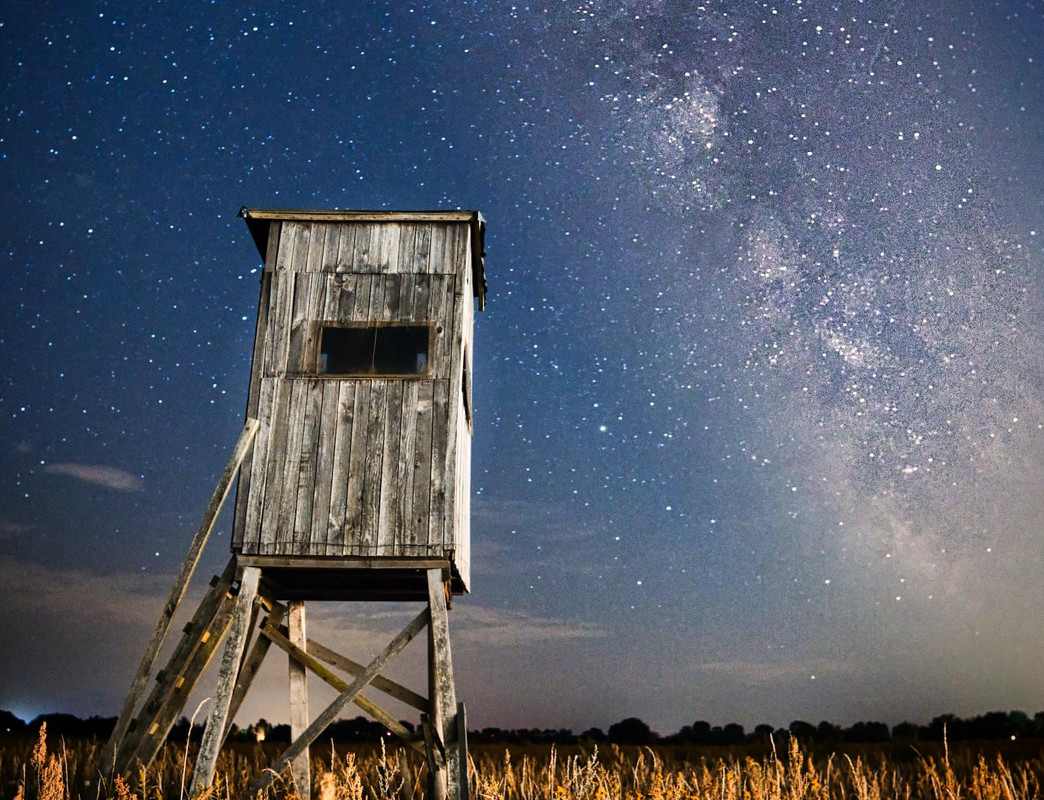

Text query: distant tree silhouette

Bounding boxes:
[817,721,842,742]
[843,721,890,743]
[891,722,920,741]
[751,724,775,744]
[690,721,712,744]
[608,717,657,745]
[579,727,607,742]
[721,723,745,745]
[788,721,817,742]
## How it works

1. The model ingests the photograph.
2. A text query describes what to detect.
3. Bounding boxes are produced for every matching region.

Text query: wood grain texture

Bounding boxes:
[234,217,476,577]
[287,602,310,799]
[243,607,430,800]
[192,566,260,793]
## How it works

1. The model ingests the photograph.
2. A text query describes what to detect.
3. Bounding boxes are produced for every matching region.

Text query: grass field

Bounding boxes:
[3,724,1042,800]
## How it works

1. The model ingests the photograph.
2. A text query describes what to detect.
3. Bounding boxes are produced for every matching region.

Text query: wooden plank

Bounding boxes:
[305,635,428,712]
[429,274,453,378]
[291,381,323,555]
[343,381,371,556]
[458,702,470,800]
[359,380,388,555]
[273,380,309,555]
[394,223,417,276]
[102,419,256,777]
[241,379,278,554]
[242,209,479,224]
[380,273,402,321]
[265,221,303,375]
[427,569,460,800]
[274,219,300,272]
[413,223,432,276]
[310,379,340,555]
[427,224,448,276]
[398,380,420,550]
[112,560,237,775]
[332,223,357,273]
[258,379,295,555]
[191,566,261,794]
[222,600,286,741]
[376,223,402,273]
[287,602,310,799]
[429,380,450,553]
[129,590,237,772]
[243,607,431,800]
[304,221,328,273]
[443,271,467,558]
[410,381,435,548]
[324,381,356,555]
[353,223,376,272]
[263,623,425,755]
[377,380,404,556]
[234,219,278,544]
[287,273,326,373]
[236,555,449,571]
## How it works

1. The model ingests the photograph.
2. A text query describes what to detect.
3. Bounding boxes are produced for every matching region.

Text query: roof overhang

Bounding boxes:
[239,207,487,309]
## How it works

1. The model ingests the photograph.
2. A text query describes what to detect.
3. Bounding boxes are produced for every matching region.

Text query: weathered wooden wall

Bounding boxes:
[232,217,476,590]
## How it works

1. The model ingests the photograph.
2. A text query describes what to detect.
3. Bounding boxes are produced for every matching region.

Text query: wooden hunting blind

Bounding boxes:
[232,209,485,600]
[102,209,486,800]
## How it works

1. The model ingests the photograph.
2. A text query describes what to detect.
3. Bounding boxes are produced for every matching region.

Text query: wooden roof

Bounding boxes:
[239,207,487,309]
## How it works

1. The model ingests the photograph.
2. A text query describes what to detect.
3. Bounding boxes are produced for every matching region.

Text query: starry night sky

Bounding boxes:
[1,1,1042,735]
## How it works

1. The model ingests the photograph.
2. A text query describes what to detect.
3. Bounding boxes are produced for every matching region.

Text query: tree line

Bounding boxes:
[3,709,1044,746]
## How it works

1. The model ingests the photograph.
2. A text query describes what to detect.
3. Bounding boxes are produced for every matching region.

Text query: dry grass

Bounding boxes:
[2,726,1041,800]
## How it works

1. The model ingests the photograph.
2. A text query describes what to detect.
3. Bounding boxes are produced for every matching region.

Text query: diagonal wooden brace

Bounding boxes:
[306,635,429,712]
[243,607,431,800]
[261,622,425,754]
[102,419,259,778]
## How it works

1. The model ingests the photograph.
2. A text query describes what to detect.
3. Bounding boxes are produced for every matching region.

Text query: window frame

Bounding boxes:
[312,321,434,378]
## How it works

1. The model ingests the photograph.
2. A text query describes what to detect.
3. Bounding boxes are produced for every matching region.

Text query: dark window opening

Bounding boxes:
[319,324,430,376]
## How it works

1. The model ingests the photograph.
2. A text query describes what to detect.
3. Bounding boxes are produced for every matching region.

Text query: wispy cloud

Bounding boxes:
[305,602,607,650]
[0,556,171,626]
[454,605,607,646]
[44,463,142,492]
[0,518,34,540]
[695,659,850,685]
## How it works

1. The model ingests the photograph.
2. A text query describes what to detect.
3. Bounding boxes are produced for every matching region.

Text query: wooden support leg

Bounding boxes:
[457,702,470,800]
[288,601,310,800]
[126,590,237,772]
[112,560,237,776]
[191,566,261,794]
[222,598,285,741]
[427,569,460,800]
[101,418,257,780]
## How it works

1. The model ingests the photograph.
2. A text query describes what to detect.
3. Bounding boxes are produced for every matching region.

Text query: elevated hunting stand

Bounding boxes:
[102,210,486,800]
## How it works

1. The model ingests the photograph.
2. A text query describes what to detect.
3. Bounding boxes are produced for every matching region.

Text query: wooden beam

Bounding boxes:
[261,623,424,754]
[102,420,259,778]
[191,567,261,794]
[222,599,286,741]
[112,560,237,775]
[236,555,451,571]
[427,568,459,800]
[243,607,430,800]
[127,593,236,771]
[457,702,470,800]
[305,635,428,712]
[287,602,310,800]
